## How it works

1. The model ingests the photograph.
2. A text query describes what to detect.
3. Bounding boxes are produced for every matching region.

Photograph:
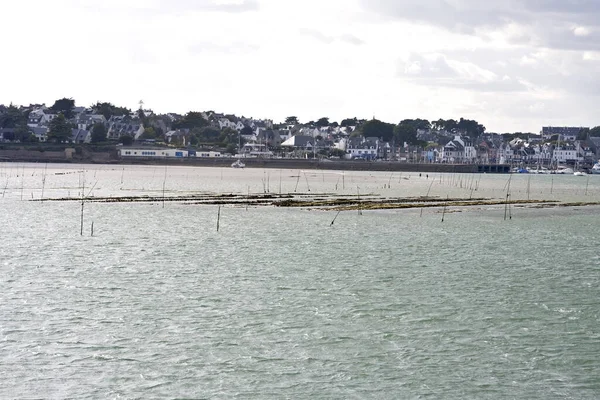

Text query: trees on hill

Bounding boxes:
[315,117,329,127]
[589,126,600,137]
[91,123,107,143]
[0,105,26,129]
[360,119,395,142]
[47,113,72,143]
[50,98,75,119]
[240,125,253,137]
[340,117,358,127]
[173,112,208,130]
[93,102,131,120]
[432,118,485,137]
[394,123,418,146]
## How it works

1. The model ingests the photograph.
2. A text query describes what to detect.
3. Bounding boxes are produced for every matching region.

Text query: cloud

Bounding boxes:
[299,29,365,46]
[299,28,335,44]
[78,0,260,15]
[573,26,592,37]
[360,0,600,51]
[340,34,365,46]
[399,52,527,92]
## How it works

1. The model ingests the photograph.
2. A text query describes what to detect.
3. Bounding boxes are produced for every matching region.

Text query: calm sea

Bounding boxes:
[1,163,599,399]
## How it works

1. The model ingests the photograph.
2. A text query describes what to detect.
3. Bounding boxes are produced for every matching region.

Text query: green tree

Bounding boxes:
[93,102,131,120]
[47,113,72,143]
[194,126,220,142]
[140,127,158,140]
[240,125,254,136]
[446,119,458,132]
[577,128,590,141]
[400,118,431,131]
[91,123,107,143]
[329,148,346,158]
[119,135,134,145]
[340,118,358,127]
[315,117,329,127]
[456,117,485,137]
[431,119,446,131]
[15,122,37,142]
[360,119,395,141]
[50,98,76,119]
[2,130,15,141]
[225,144,238,155]
[174,112,208,130]
[285,116,299,125]
[0,105,26,128]
[590,126,600,137]
[219,128,239,145]
[394,123,418,146]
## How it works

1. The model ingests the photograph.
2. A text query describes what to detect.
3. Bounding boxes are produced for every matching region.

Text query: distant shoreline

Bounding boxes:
[0,152,509,173]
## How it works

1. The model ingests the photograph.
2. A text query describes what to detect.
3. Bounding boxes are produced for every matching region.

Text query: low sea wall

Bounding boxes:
[115,157,510,173]
[0,149,509,173]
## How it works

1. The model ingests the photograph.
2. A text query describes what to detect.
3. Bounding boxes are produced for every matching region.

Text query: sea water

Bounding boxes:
[0,164,599,399]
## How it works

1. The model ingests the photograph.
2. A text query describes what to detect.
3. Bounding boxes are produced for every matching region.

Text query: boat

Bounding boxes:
[231,159,245,169]
[574,171,587,176]
[529,167,549,174]
[592,161,600,174]
[554,166,574,174]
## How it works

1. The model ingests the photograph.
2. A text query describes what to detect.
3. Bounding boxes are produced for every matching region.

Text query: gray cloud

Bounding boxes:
[399,52,529,92]
[299,28,335,44]
[340,34,365,46]
[360,0,600,51]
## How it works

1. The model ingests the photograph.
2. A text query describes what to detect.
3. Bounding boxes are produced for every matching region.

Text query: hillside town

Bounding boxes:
[1,99,600,168]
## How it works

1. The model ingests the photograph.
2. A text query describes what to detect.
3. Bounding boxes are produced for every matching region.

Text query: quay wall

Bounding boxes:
[0,149,509,173]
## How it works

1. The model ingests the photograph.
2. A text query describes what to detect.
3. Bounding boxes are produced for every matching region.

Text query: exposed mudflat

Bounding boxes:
[35,191,599,212]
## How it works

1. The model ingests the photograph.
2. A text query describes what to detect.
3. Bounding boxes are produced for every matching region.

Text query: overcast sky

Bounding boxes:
[2,0,599,132]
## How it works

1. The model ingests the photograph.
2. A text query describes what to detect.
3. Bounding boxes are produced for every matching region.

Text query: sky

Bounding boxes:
[1,0,599,133]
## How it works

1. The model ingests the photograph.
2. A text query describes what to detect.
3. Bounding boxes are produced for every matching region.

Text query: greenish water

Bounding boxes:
[1,164,599,399]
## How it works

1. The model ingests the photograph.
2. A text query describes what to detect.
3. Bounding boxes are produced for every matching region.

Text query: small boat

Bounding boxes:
[591,161,600,174]
[554,166,574,174]
[529,167,549,174]
[231,159,245,169]
[574,171,586,176]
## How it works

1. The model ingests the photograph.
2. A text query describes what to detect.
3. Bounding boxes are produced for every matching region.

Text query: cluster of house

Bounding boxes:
[1,104,597,165]
[232,120,598,165]
[442,132,597,165]
[0,104,141,143]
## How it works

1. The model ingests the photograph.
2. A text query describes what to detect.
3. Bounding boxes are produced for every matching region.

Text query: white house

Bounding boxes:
[346,137,379,160]
[553,148,581,163]
[441,135,476,163]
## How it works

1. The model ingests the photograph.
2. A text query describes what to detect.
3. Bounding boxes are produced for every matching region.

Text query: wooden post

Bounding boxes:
[217,206,221,232]
[441,195,448,222]
[330,210,341,226]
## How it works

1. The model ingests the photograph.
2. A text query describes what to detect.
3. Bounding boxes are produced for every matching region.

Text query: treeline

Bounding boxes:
[282,116,486,146]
